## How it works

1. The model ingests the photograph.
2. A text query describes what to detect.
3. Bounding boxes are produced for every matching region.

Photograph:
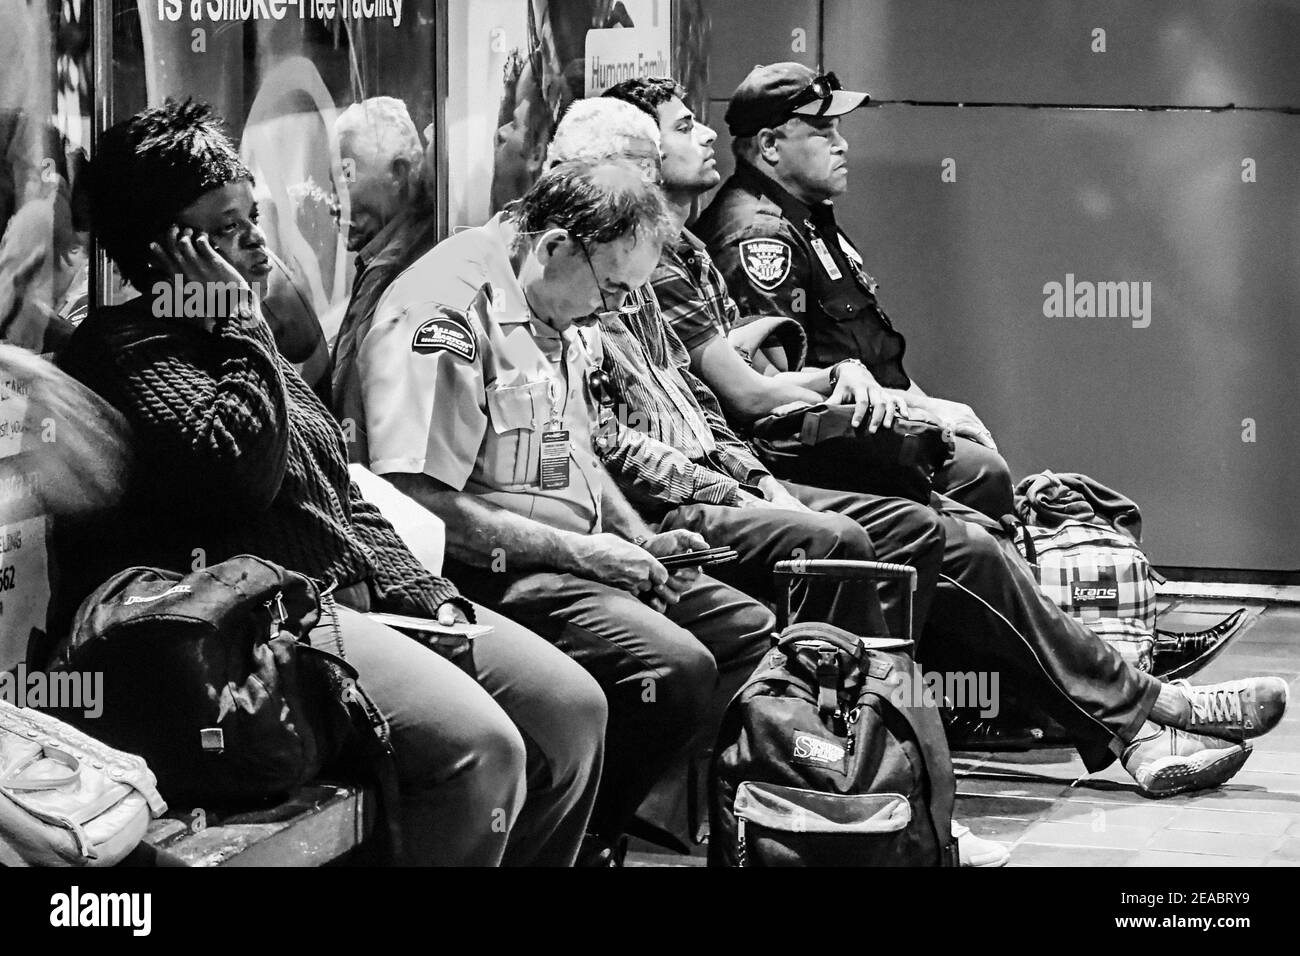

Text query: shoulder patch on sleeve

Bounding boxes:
[738,237,793,292]
[411,309,477,361]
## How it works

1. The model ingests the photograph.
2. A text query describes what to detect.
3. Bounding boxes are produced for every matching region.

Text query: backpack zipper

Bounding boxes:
[845,706,862,756]
[266,590,287,638]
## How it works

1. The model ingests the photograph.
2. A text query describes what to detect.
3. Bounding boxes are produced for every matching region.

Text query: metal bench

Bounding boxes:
[142,783,375,867]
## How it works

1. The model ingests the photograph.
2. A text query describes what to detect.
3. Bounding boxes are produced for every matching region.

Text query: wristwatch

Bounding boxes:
[828,357,866,388]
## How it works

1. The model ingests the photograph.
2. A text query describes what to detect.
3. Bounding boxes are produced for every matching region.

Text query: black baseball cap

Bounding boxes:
[725,62,870,137]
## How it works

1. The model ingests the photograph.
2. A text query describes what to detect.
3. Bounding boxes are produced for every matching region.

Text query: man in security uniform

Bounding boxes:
[351,159,774,861]
[695,62,1014,521]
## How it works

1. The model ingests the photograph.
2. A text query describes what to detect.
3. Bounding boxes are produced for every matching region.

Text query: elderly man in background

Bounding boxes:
[332,96,441,463]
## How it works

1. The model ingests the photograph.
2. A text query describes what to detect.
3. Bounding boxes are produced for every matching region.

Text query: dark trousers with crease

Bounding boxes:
[773,431,1016,522]
[310,597,606,866]
[924,496,1160,771]
[657,481,942,638]
[442,561,775,841]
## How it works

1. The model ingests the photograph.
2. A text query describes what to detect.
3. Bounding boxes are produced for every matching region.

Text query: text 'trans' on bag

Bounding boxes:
[1004,517,1157,672]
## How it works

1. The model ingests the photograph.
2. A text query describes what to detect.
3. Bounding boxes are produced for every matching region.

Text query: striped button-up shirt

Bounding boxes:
[650,228,742,352]
[595,285,771,514]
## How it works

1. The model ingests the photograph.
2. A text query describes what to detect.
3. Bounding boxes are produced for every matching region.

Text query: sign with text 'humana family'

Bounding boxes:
[584,0,671,96]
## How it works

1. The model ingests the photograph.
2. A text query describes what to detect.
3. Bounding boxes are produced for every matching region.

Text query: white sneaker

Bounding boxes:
[1122,722,1252,797]
[953,821,1010,867]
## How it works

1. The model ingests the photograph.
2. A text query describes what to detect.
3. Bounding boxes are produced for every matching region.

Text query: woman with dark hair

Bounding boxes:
[56,99,606,866]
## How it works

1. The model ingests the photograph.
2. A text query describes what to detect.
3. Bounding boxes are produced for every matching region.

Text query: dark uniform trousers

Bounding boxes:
[933,437,1017,523]
[662,479,1160,773]
[770,431,1016,524]
[442,560,775,841]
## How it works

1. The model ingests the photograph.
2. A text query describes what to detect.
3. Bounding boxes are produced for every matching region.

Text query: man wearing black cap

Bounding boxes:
[694,62,1013,522]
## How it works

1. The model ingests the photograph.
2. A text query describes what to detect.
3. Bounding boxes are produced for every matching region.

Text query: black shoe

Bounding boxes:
[942,709,1047,752]
[1154,608,1250,681]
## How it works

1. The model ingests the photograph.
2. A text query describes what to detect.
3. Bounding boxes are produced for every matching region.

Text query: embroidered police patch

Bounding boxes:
[412,311,477,361]
[738,238,792,291]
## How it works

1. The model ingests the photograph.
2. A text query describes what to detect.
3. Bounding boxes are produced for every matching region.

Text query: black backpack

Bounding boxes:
[710,561,958,867]
[45,556,382,807]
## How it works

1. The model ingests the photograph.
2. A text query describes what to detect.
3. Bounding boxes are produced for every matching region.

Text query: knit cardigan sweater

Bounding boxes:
[57,294,468,622]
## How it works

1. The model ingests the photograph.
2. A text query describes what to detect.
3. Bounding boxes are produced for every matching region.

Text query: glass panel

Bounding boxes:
[0,0,93,667]
[100,0,438,358]
[1,0,92,354]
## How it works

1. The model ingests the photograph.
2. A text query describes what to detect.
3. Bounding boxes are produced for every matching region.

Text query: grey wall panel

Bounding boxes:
[705,0,822,100]
[824,0,1300,108]
[829,105,1299,570]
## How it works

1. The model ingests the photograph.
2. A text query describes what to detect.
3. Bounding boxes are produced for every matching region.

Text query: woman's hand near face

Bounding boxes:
[150,225,252,295]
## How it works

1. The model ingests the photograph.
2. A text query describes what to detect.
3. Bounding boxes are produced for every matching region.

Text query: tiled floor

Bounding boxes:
[627,602,1300,867]
[958,603,1300,867]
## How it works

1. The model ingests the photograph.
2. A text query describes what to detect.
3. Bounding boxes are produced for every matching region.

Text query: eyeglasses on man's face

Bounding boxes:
[578,238,641,322]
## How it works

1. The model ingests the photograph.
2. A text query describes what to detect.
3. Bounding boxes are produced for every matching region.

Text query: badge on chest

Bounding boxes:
[810,236,842,281]
[540,429,570,490]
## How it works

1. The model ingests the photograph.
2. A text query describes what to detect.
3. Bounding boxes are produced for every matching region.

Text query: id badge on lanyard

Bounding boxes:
[809,234,842,281]
[540,377,570,490]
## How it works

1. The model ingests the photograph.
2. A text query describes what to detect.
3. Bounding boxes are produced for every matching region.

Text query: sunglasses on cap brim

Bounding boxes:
[787,72,843,111]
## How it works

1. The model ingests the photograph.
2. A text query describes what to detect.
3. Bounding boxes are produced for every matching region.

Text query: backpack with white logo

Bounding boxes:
[45,556,380,806]
[1005,518,1157,672]
[709,561,957,867]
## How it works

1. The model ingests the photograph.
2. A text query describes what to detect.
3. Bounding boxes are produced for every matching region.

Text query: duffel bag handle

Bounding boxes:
[773,559,917,635]
[1,745,82,791]
[774,621,864,657]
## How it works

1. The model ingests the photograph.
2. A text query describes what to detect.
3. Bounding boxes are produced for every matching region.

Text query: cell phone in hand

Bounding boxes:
[657,547,739,570]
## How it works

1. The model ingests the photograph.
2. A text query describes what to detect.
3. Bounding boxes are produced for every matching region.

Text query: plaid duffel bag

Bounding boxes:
[1006,518,1157,672]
